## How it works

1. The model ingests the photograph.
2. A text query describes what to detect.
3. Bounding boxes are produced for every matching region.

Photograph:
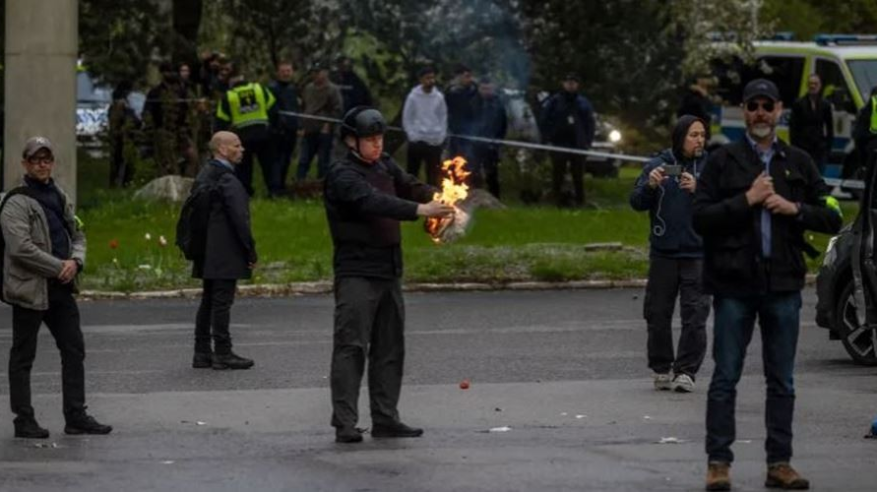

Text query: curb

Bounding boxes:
[78,274,817,301]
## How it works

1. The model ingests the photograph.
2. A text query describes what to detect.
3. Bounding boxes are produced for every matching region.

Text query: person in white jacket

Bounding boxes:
[402,66,448,186]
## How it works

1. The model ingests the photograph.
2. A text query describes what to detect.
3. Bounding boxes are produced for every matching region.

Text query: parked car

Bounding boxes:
[76,71,145,147]
[815,151,877,365]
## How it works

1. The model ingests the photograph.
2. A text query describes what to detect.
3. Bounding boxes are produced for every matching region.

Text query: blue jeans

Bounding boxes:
[705,292,802,464]
[297,132,333,180]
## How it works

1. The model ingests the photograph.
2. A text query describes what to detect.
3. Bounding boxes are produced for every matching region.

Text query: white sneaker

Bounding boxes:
[653,373,673,391]
[672,374,695,393]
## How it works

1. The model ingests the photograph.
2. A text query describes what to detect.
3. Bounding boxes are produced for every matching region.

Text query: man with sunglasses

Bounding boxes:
[0,137,112,439]
[694,80,842,491]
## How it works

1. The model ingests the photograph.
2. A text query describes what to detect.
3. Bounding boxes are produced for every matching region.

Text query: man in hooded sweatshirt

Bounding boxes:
[403,66,448,187]
[630,115,710,394]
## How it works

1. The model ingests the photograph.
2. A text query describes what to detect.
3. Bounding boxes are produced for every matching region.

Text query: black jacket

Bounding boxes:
[853,95,877,164]
[472,94,508,143]
[267,79,300,135]
[192,161,257,280]
[446,82,478,135]
[693,139,842,296]
[334,70,373,114]
[324,152,436,279]
[789,95,834,156]
[539,92,595,148]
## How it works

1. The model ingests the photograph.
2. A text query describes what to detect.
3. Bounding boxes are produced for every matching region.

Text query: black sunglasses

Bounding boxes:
[746,100,775,112]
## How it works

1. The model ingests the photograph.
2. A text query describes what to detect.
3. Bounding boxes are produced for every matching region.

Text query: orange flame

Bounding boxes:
[425,156,470,242]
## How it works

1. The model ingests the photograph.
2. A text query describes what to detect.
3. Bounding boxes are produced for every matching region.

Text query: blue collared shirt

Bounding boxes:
[212,158,234,171]
[745,133,778,258]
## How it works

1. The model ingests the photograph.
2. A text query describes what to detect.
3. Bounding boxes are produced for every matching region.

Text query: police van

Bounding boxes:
[709,34,877,175]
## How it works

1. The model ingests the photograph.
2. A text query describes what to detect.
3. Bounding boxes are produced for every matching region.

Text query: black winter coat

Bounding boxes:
[539,92,595,148]
[789,95,834,156]
[324,152,436,279]
[192,161,257,280]
[693,139,842,296]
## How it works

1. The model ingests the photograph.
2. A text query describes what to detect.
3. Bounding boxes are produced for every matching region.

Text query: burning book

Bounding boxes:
[425,156,472,243]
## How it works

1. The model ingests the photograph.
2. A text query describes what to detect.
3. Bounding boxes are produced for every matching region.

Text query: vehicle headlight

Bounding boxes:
[822,235,839,267]
[609,130,622,143]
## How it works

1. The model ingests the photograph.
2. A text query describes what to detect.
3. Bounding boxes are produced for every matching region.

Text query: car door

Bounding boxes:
[850,148,877,330]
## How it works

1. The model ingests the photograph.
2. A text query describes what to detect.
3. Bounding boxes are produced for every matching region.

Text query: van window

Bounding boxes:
[848,59,877,103]
[816,59,856,114]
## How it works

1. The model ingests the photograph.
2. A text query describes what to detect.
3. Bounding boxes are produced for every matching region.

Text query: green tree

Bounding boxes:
[79,0,168,87]
[763,0,877,40]
[203,0,343,78]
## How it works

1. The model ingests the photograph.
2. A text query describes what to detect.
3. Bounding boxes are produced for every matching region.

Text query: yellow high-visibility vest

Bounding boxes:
[216,82,275,129]
[870,96,877,135]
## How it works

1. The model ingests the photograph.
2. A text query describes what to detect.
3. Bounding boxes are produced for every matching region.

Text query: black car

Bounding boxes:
[815,155,877,365]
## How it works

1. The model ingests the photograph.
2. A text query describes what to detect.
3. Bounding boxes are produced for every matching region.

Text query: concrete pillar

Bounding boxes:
[4,0,78,204]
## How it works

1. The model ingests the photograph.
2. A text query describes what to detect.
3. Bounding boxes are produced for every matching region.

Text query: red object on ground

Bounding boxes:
[459,379,470,390]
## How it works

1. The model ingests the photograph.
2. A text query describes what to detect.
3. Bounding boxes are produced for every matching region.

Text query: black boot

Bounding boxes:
[192,352,212,369]
[65,413,113,435]
[14,417,49,439]
[335,427,364,443]
[371,421,423,438]
[212,351,254,370]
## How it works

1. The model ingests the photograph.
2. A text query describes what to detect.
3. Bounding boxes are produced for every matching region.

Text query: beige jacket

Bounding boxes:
[1,181,86,310]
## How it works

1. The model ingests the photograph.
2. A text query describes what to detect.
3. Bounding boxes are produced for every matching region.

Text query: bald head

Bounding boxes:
[210,131,244,165]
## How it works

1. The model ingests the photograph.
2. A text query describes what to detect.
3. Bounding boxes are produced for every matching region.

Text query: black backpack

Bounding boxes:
[0,186,44,304]
[175,181,218,261]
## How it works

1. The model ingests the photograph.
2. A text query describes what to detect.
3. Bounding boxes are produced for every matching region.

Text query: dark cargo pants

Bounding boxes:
[643,256,710,377]
[330,277,405,429]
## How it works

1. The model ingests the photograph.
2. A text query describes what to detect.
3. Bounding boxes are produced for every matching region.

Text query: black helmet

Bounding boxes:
[340,106,387,140]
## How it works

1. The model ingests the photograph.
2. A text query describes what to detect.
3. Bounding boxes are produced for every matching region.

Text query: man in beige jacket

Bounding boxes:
[0,136,111,439]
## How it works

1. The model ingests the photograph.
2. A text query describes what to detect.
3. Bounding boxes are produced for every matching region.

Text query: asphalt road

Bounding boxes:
[0,288,875,491]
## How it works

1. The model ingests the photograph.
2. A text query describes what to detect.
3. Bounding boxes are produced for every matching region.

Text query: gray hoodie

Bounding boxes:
[402,84,448,146]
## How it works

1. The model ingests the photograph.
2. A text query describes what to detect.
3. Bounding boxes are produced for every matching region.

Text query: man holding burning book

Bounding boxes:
[323,106,454,443]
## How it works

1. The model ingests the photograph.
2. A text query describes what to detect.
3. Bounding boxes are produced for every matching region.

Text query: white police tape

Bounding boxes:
[278,109,869,188]
[277,110,650,163]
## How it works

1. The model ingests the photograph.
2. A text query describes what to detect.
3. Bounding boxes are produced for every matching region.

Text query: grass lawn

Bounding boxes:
[74,154,856,292]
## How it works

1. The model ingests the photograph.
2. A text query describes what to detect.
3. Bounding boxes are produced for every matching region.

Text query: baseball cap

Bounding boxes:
[563,73,580,83]
[743,78,780,102]
[22,136,54,160]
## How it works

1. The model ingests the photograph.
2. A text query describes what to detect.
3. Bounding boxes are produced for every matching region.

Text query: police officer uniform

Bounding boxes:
[323,107,436,443]
[216,78,279,196]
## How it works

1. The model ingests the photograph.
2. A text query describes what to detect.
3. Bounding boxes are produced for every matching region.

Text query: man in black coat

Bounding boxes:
[677,75,716,125]
[789,74,834,174]
[445,65,478,161]
[539,73,596,207]
[852,85,877,173]
[693,79,842,491]
[334,56,374,114]
[471,78,508,198]
[268,61,300,193]
[324,107,453,443]
[191,131,258,370]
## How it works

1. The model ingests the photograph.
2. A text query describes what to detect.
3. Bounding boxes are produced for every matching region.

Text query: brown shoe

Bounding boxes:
[706,462,731,491]
[766,463,809,490]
